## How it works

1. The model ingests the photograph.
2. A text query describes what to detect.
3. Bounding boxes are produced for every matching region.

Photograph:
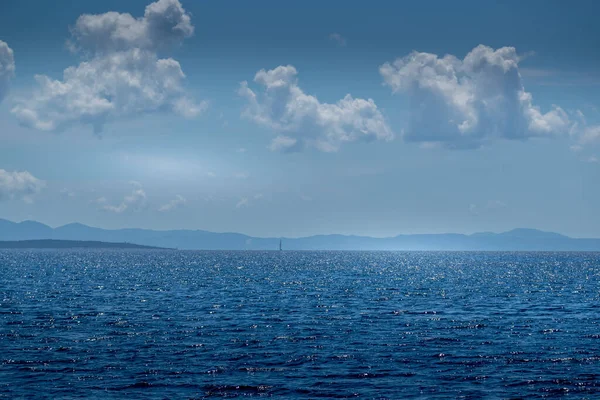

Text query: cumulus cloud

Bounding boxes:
[0,40,15,104]
[0,169,45,203]
[12,0,204,133]
[101,181,147,213]
[158,194,186,211]
[380,45,572,148]
[69,0,193,53]
[239,65,393,152]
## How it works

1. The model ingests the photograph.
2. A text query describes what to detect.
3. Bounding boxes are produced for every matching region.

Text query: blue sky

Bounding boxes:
[1,0,599,238]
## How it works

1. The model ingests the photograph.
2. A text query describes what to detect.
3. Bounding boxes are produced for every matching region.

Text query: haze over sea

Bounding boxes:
[2,250,600,398]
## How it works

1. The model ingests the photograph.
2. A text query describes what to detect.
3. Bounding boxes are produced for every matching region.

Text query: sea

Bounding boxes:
[1,250,600,399]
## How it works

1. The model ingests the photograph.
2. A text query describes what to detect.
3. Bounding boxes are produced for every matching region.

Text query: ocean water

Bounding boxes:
[1,251,600,399]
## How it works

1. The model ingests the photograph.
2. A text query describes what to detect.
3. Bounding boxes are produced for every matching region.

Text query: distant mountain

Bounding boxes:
[0,239,166,249]
[0,218,599,251]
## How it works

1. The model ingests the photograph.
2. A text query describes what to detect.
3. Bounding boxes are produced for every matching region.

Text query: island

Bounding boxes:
[0,239,168,249]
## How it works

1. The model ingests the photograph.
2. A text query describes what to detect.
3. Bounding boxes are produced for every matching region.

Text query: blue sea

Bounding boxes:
[1,250,600,399]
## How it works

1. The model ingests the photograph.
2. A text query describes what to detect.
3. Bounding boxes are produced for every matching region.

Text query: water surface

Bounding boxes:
[1,250,600,398]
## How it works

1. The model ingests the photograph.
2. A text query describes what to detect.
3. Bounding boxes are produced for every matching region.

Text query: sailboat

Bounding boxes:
[279,239,282,251]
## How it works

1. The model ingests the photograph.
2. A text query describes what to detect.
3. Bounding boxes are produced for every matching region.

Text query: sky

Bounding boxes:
[1,0,600,238]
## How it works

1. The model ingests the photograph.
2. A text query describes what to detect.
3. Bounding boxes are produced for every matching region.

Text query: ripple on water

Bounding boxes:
[1,250,600,398]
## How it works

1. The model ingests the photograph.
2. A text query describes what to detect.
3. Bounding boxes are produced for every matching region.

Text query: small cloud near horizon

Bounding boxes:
[159,194,187,212]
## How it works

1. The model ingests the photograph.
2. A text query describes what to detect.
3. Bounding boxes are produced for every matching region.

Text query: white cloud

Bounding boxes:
[158,194,186,211]
[239,65,393,152]
[588,156,599,164]
[68,0,193,53]
[268,135,298,152]
[101,181,147,213]
[12,0,204,134]
[329,33,346,47]
[380,45,572,148]
[236,197,248,209]
[567,112,600,147]
[0,40,15,104]
[0,169,45,203]
[580,126,600,144]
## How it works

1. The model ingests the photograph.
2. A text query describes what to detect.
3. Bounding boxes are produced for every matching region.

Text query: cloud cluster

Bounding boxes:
[0,40,15,104]
[12,0,204,134]
[239,65,393,152]
[0,169,45,203]
[69,0,193,54]
[380,45,572,148]
[99,181,147,213]
[158,194,186,211]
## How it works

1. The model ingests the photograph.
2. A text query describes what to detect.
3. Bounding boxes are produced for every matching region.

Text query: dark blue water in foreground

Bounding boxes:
[1,251,600,399]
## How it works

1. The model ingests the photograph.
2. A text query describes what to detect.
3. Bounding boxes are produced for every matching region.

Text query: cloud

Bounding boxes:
[0,169,45,203]
[239,65,393,152]
[0,40,15,104]
[380,45,572,148]
[158,194,186,211]
[12,0,204,134]
[579,126,600,144]
[235,194,263,209]
[94,196,108,204]
[567,112,600,147]
[236,197,249,209]
[329,33,346,47]
[68,0,193,53]
[101,181,147,213]
[588,156,599,164]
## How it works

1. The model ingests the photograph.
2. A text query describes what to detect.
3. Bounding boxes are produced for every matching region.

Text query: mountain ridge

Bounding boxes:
[0,218,597,251]
[0,239,167,249]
